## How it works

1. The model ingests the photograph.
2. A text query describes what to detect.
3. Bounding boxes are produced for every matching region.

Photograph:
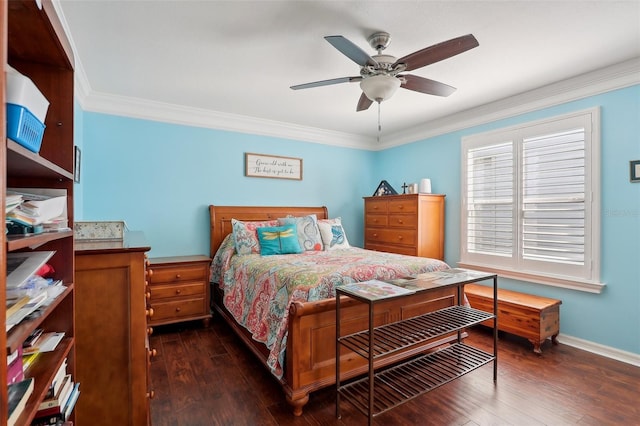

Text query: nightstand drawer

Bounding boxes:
[150,264,208,284]
[150,297,208,322]
[150,282,206,301]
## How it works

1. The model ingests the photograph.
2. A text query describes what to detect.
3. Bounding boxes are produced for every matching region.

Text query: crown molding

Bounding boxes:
[75,57,639,151]
[380,57,640,149]
[79,92,374,150]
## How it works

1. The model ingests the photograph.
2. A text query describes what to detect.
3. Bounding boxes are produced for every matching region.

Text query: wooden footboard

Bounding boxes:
[212,282,460,415]
[283,286,460,415]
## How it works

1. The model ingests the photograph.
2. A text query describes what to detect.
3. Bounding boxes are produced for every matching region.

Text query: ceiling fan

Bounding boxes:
[290,32,479,112]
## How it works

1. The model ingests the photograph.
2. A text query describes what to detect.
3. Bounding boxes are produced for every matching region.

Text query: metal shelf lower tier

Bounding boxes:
[338,305,494,359]
[338,343,495,417]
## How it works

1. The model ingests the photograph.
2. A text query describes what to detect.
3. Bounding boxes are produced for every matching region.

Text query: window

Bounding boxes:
[460,108,603,293]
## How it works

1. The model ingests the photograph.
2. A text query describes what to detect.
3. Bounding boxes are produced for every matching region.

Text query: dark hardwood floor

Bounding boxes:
[149,316,640,425]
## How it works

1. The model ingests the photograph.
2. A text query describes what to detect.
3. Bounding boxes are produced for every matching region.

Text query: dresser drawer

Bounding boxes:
[387,214,417,228]
[150,264,208,284]
[389,199,418,214]
[150,282,206,301]
[365,228,417,246]
[365,242,417,256]
[365,213,388,227]
[365,198,389,214]
[150,297,208,323]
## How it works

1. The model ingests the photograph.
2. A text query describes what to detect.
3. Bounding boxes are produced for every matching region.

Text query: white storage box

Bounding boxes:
[6,65,49,123]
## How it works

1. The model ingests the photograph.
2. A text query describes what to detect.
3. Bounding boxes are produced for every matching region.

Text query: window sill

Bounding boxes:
[457,262,606,294]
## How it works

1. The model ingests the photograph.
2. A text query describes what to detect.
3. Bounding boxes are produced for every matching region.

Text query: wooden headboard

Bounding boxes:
[209,205,329,258]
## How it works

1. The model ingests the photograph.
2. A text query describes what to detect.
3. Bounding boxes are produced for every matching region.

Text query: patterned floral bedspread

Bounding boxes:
[211,234,450,378]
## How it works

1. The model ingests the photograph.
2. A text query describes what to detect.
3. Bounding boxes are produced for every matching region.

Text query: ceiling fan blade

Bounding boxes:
[400,74,456,97]
[356,92,373,111]
[393,34,479,72]
[290,76,362,90]
[325,35,378,67]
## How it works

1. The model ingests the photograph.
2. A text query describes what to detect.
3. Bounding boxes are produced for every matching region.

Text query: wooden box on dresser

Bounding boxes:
[148,255,211,327]
[364,193,445,259]
[74,232,154,426]
[2,1,77,425]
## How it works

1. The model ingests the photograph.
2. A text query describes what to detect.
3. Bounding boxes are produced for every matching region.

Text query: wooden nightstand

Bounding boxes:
[148,255,212,327]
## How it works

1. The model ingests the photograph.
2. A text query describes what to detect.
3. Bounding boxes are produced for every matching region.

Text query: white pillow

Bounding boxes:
[317,217,350,250]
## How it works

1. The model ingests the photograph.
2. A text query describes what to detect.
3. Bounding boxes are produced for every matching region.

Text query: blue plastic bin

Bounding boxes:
[6,103,45,153]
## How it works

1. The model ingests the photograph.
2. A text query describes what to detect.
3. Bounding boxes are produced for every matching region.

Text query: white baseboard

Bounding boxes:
[558,334,640,367]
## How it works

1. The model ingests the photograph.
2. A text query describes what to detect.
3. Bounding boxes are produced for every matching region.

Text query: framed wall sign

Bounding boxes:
[245,153,303,180]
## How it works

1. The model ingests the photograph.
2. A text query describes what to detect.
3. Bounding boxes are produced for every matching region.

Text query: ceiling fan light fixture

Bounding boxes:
[360,74,401,102]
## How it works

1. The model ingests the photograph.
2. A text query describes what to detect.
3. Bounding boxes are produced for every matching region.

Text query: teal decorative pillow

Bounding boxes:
[278,214,323,251]
[231,218,279,255]
[257,224,303,255]
[317,217,350,250]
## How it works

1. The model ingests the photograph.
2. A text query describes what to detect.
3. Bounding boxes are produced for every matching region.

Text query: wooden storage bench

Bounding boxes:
[464,283,561,354]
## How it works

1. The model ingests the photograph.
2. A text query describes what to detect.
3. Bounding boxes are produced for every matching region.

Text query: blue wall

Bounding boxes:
[77,84,639,356]
[81,113,376,257]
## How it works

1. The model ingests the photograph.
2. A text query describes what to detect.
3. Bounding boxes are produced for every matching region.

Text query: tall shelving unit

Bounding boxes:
[1,1,76,425]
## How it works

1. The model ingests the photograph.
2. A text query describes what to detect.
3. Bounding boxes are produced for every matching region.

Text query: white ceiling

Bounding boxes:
[56,0,640,147]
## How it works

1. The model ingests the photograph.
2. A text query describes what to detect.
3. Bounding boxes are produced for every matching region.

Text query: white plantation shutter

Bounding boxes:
[461,108,601,291]
[466,141,514,257]
[522,129,585,265]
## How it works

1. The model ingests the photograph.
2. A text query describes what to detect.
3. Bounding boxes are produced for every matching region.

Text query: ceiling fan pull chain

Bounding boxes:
[378,101,382,133]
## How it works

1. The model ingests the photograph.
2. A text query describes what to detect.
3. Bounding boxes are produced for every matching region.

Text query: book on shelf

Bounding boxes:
[7,377,34,426]
[22,332,65,356]
[6,347,24,385]
[22,351,42,372]
[37,373,73,412]
[32,382,79,426]
[6,295,31,318]
[339,279,416,300]
[6,289,49,332]
[43,358,68,400]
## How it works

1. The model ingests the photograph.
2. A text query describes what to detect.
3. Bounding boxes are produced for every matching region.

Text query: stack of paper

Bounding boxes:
[6,193,66,226]
[5,193,22,213]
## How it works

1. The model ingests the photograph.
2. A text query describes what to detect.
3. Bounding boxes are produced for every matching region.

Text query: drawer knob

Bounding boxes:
[175,289,182,295]
[147,327,154,336]
[146,308,154,318]
[175,307,181,312]
[147,269,153,278]
[146,292,151,300]
[372,233,378,238]
[149,348,157,358]
[175,274,182,279]
[147,390,155,399]
[397,219,403,224]
[397,236,403,240]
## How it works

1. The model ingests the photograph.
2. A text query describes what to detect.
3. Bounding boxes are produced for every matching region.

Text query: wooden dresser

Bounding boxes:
[74,232,154,426]
[364,193,445,259]
[148,255,212,327]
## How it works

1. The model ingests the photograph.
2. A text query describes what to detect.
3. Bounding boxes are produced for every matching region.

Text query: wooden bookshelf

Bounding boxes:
[2,1,76,425]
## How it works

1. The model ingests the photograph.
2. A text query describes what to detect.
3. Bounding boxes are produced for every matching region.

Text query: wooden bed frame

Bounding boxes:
[209,204,460,416]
